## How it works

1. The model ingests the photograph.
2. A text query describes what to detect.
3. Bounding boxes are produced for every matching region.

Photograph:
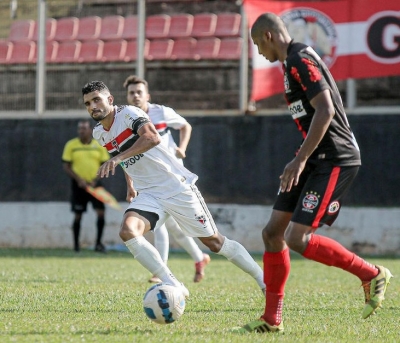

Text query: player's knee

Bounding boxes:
[199,235,224,253]
[119,224,142,241]
[284,226,307,253]
[262,225,283,245]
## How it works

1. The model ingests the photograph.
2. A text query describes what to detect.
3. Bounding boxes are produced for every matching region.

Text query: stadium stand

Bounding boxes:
[8,20,35,42]
[101,39,127,62]
[194,37,221,60]
[170,37,196,60]
[124,39,150,62]
[78,39,104,62]
[52,40,81,63]
[147,39,174,60]
[98,15,124,41]
[2,13,243,63]
[75,16,101,41]
[168,14,194,38]
[33,40,59,63]
[32,18,57,42]
[217,37,243,60]
[146,14,171,39]
[191,13,217,38]
[8,41,36,64]
[121,15,138,41]
[0,40,12,63]
[53,17,79,42]
[214,12,241,37]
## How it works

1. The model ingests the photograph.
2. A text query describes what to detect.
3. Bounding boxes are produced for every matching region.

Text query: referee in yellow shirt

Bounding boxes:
[62,119,110,252]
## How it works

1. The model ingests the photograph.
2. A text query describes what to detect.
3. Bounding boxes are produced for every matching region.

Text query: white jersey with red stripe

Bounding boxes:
[93,105,198,199]
[147,103,187,162]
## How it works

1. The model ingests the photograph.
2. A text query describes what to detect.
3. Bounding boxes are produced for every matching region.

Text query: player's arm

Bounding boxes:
[98,122,161,178]
[280,89,334,192]
[62,161,87,188]
[176,121,192,159]
[123,170,137,202]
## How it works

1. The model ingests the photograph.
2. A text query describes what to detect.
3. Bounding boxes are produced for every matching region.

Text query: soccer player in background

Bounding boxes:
[234,12,392,333]
[123,75,210,284]
[82,80,265,298]
[62,119,110,253]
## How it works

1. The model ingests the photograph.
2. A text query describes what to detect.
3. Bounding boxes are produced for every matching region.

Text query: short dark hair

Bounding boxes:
[82,81,110,95]
[123,75,149,91]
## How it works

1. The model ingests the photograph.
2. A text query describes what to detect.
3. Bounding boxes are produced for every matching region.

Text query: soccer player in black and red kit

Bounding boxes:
[234,12,392,333]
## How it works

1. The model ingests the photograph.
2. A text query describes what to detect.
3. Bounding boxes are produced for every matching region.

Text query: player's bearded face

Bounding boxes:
[83,91,113,122]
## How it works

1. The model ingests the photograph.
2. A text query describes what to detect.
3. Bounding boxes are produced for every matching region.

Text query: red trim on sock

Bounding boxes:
[303,234,378,281]
[263,248,290,326]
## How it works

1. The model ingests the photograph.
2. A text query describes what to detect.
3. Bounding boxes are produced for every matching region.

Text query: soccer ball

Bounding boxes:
[143,283,186,324]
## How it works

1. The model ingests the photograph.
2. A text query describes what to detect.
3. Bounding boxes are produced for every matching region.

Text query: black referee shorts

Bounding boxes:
[273,162,359,229]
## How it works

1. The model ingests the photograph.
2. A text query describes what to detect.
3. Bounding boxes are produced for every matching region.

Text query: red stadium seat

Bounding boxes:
[0,40,13,63]
[78,40,104,63]
[33,40,59,63]
[217,37,243,60]
[124,39,149,62]
[99,15,124,41]
[53,40,81,63]
[147,39,174,60]
[8,20,35,42]
[76,16,101,41]
[121,15,138,41]
[9,41,36,64]
[193,37,220,60]
[32,18,57,41]
[102,39,127,62]
[53,17,79,42]
[191,13,217,38]
[168,14,193,38]
[215,13,241,37]
[170,38,196,60]
[146,14,171,39]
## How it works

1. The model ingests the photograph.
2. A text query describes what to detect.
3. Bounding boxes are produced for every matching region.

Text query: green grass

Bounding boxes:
[0,249,399,343]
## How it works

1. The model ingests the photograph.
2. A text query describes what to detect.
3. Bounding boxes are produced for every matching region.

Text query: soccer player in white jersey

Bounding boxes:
[123,75,210,284]
[82,81,265,298]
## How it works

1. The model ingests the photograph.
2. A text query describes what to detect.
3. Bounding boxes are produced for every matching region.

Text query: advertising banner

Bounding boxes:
[243,0,400,101]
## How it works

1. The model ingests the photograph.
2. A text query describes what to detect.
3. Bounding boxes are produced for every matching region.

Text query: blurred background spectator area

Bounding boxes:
[0,0,399,112]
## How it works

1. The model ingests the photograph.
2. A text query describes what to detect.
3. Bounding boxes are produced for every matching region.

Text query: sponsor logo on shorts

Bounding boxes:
[302,191,320,213]
[327,200,340,214]
[195,214,207,228]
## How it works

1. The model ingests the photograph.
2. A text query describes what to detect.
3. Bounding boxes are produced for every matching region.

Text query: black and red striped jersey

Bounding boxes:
[283,41,361,166]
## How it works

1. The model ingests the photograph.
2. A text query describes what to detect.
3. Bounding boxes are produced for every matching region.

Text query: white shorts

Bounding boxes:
[127,184,218,238]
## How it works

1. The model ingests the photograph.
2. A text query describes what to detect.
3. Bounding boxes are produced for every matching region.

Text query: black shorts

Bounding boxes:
[273,163,359,229]
[71,180,105,213]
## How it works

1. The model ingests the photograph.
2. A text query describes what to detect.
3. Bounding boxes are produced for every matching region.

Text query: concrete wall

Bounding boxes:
[1,202,399,256]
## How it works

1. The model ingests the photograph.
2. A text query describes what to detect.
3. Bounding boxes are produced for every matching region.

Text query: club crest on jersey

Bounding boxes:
[111,140,120,152]
[280,8,338,68]
[195,214,207,228]
[327,200,340,214]
[302,191,320,213]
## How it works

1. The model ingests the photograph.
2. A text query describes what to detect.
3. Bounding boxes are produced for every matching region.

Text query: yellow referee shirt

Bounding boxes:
[62,138,109,182]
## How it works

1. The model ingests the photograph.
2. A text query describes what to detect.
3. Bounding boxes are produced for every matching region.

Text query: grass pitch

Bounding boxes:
[0,248,399,343]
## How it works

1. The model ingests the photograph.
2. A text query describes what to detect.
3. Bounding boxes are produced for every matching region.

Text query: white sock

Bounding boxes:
[217,237,265,290]
[125,236,180,287]
[154,224,169,262]
[166,216,204,262]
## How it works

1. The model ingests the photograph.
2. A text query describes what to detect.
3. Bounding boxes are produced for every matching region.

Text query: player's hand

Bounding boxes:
[175,147,186,159]
[126,188,138,203]
[98,158,120,178]
[77,178,87,189]
[279,157,306,193]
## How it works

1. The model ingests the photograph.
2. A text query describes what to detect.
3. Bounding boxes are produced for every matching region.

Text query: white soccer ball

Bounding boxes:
[143,283,186,324]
